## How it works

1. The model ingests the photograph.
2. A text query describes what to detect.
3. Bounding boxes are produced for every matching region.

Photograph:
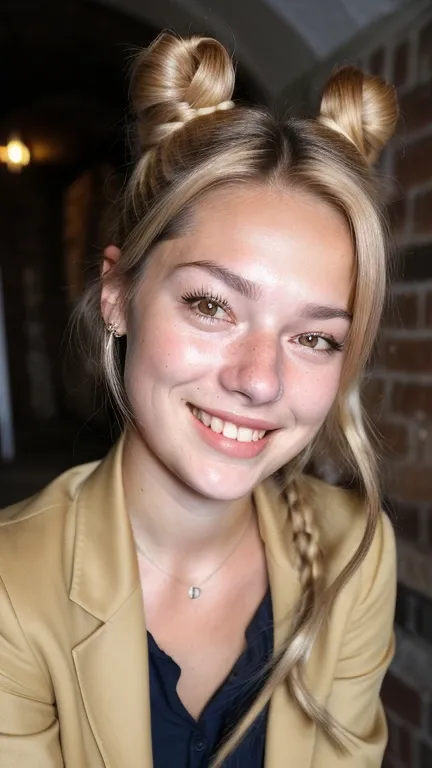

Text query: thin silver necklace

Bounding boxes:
[134,511,253,599]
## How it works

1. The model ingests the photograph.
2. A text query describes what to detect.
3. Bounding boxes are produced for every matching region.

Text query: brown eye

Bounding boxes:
[197,298,219,317]
[299,334,319,348]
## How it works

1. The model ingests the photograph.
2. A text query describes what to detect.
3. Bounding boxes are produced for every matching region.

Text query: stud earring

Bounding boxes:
[105,322,123,338]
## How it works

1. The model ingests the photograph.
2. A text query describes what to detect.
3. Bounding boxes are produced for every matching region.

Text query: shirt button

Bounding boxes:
[192,736,207,752]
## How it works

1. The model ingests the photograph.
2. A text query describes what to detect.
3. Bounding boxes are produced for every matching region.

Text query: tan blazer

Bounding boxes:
[0,440,396,767]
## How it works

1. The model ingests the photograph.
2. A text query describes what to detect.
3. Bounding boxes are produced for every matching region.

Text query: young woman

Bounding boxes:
[0,33,398,767]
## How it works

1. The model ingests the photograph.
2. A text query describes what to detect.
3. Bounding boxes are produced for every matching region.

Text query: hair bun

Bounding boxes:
[131,33,235,152]
[318,65,399,165]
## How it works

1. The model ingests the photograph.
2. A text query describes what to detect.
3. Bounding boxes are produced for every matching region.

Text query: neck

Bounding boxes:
[122,427,254,565]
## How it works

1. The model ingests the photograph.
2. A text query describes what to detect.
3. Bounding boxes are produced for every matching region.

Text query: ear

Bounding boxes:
[100,245,127,335]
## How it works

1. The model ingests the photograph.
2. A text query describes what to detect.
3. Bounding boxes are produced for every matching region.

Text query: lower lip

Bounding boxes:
[189,409,273,459]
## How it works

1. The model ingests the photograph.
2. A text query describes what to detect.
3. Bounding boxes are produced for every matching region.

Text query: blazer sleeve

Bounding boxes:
[312,512,397,767]
[0,575,64,767]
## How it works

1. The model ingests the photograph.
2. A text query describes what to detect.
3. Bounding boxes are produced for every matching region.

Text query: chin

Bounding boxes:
[179,459,274,502]
[189,478,258,502]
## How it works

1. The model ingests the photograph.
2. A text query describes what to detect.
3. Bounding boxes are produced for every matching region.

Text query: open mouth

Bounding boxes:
[188,405,269,444]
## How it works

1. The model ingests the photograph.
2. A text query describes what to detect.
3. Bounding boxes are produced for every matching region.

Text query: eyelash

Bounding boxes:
[180,290,345,354]
[180,289,232,323]
[297,333,345,355]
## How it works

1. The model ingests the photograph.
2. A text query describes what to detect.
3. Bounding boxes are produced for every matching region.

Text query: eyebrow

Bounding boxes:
[299,302,352,322]
[172,260,261,301]
[172,260,352,321]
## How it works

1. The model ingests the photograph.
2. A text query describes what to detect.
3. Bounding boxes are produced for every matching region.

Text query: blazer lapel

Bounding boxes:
[72,587,152,768]
[254,481,316,768]
[69,440,153,768]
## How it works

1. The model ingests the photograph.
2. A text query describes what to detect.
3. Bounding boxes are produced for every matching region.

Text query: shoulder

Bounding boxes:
[0,460,101,583]
[0,459,100,527]
[299,473,396,594]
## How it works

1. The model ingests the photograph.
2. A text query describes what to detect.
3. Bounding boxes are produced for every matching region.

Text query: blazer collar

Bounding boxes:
[70,436,139,621]
[70,438,153,767]
[69,438,301,627]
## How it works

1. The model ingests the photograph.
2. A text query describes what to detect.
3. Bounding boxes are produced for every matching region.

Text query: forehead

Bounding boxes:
[156,184,354,304]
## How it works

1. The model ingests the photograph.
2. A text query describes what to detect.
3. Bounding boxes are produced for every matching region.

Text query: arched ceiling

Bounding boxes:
[0,0,425,172]
[97,0,414,101]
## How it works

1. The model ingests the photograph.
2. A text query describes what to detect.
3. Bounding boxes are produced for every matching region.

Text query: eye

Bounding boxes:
[299,333,326,349]
[196,298,223,318]
[296,333,343,353]
[181,291,232,323]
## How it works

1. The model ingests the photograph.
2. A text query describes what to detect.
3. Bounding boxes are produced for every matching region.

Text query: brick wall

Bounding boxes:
[362,10,432,768]
[368,13,432,521]
[296,6,432,765]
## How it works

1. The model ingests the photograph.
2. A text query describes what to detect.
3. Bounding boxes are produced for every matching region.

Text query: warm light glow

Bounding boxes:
[0,134,31,172]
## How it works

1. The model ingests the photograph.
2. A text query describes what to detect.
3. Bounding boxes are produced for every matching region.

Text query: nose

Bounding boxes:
[219,332,283,406]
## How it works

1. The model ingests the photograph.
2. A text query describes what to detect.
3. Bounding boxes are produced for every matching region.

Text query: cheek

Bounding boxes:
[124,317,220,389]
[287,362,342,423]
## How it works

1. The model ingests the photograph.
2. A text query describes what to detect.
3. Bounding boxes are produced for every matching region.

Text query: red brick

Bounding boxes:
[392,502,420,544]
[388,197,407,237]
[384,294,418,329]
[426,507,432,548]
[395,134,432,189]
[393,383,432,418]
[369,47,385,77]
[381,339,432,373]
[399,83,432,134]
[414,188,432,235]
[419,19,432,77]
[378,420,409,458]
[427,293,432,327]
[386,465,432,503]
[382,673,422,725]
[393,40,409,88]
[419,425,432,465]
[363,378,386,418]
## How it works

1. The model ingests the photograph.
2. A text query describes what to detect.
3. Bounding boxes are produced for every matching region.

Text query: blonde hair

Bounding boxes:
[77,32,398,764]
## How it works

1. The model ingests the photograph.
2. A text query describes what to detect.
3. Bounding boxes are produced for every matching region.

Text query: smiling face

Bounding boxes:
[103,184,354,500]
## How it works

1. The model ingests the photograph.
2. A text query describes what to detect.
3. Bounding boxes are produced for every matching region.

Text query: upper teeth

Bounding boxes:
[191,407,266,442]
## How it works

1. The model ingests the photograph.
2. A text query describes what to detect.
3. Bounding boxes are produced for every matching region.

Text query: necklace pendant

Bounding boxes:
[188,586,201,599]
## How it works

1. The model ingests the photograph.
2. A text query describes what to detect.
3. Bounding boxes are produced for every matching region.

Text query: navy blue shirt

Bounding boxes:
[148,589,273,767]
